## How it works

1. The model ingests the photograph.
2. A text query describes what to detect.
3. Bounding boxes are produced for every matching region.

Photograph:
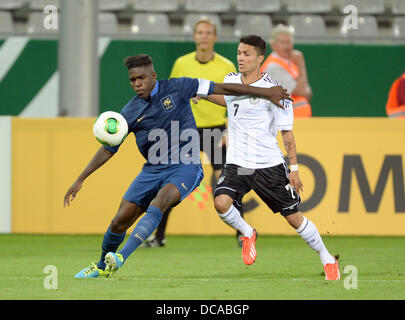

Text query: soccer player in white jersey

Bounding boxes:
[201,35,340,280]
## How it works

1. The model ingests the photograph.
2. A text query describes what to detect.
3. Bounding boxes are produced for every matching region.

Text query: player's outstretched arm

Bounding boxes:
[281,130,303,195]
[192,95,226,107]
[212,83,291,109]
[63,146,114,207]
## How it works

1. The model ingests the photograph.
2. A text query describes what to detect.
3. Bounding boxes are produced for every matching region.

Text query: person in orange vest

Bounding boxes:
[261,24,312,117]
[386,72,405,118]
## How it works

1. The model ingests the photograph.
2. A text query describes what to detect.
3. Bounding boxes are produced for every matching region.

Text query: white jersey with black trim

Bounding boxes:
[224,72,293,169]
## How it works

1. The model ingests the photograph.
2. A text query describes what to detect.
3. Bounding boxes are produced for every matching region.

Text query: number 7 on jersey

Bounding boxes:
[234,103,239,116]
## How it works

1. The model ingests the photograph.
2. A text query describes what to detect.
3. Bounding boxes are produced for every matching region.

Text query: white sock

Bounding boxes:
[217,205,253,237]
[295,216,335,265]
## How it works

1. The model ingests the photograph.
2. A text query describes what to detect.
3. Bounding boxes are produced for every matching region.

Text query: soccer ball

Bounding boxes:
[93,111,128,147]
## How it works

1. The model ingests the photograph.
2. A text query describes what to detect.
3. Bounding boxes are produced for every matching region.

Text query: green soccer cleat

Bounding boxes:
[104,252,124,276]
[74,262,110,279]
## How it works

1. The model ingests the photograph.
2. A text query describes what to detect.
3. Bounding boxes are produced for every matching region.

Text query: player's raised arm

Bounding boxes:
[64,146,114,207]
[212,83,291,109]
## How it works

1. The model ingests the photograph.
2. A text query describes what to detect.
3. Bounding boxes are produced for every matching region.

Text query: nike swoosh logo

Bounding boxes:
[182,183,188,190]
[134,233,144,241]
[137,114,147,122]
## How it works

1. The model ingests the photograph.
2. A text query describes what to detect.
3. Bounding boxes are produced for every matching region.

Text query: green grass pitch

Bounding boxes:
[1,234,404,300]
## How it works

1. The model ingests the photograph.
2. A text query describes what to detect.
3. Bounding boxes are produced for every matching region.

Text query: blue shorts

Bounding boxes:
[123,164,204,209]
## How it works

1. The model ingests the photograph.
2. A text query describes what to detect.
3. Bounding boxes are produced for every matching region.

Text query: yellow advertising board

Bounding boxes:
[11,118,405,235]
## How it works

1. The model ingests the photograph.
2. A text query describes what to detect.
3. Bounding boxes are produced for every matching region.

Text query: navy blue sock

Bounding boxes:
[97,226,126,270]
[119,206,163,261]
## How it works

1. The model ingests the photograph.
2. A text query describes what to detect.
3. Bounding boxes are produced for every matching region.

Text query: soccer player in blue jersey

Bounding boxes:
[64,54,290,278]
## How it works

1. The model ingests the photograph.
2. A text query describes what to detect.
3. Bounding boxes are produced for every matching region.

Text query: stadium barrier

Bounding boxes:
[0,37,404,117]
[7,117,405,235]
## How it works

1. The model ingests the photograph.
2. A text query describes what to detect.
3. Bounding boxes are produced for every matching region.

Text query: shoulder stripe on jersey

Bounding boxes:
[263,73,280,86]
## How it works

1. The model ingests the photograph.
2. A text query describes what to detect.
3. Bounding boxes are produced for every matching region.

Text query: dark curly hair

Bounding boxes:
[124,54,153,70]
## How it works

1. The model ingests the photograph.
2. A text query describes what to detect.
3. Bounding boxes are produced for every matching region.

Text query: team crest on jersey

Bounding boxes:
[161,95,176,112]
[249,97,260,105]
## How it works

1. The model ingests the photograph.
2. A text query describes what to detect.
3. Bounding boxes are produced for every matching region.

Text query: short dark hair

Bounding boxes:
[239,35,266,56]
[124,54,153,70]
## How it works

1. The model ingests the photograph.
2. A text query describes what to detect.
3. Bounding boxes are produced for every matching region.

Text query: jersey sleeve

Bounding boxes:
[171,77,215,100]
[223,73,238,105]
[270,99,294,130]
[104,144,119,154]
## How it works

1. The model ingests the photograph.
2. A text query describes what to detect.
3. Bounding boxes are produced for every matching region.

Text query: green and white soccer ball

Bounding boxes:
[93,111,128,147]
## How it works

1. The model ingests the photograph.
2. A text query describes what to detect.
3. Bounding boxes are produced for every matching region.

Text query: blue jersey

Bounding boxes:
[105,77,215,170]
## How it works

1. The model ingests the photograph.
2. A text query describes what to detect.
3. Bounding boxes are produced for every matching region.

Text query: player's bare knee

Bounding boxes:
[284,211,304,229]
[214,195,232,214]
[110,217,126,234]
[150,197,172,213]
[110,200,143,234]
[150,184,180,213]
